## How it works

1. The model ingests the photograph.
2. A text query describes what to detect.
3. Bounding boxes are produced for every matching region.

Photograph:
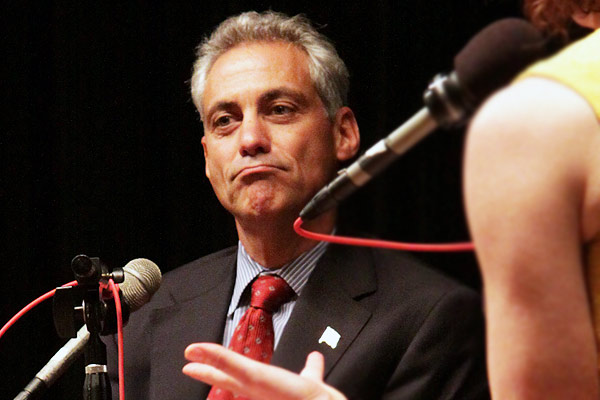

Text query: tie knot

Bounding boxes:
[250,275,294,313]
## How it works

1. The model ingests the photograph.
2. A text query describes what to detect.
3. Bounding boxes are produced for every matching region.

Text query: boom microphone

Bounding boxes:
[300,18,550,221]
[14,258,162,400]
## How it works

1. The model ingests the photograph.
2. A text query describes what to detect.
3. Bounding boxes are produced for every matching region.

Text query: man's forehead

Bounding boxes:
[212,40,307,68]
[213,43,309,81]
[202,41,317,111]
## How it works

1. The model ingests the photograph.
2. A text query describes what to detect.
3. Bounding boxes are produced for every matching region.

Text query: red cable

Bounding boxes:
[0,280,78,340]
[108,280,125,400]
[293,217,475,252]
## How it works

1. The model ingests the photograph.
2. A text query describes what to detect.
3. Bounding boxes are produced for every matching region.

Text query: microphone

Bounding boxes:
[14,258,162,400]
[299,18,550,221]
[116,258,162,312]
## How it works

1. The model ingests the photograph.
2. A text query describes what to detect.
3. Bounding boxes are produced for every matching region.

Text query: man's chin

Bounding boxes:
[232,197,302,222]
[242,203,289,219]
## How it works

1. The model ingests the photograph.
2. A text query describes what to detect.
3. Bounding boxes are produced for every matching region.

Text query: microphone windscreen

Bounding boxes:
[120,258,162,312]
[455,18,550,105]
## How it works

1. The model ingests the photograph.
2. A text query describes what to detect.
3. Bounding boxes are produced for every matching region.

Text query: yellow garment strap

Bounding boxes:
[516,29,600,120]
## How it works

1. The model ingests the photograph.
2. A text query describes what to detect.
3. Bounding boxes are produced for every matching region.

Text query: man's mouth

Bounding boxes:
[232,164,284,180]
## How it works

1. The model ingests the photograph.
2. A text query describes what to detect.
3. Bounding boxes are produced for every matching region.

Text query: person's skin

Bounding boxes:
[464,12,600,399]
[200,41,359,269]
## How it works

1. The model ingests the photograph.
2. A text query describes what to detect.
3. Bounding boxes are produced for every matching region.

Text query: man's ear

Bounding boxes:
[201,135,211,180]
[332,107,360,162]
[572,9,600,29]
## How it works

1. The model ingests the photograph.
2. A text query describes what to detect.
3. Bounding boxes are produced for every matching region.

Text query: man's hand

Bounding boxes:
[183,343,347,400]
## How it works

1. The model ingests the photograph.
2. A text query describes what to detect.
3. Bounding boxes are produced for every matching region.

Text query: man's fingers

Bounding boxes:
[185,342,259,383]
[300,351,325,381]
[183,344,334,400]
[182,362,241,394]
[184,343,290,393]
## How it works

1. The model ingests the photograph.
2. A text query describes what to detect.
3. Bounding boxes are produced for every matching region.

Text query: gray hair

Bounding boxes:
[191,11,349,120]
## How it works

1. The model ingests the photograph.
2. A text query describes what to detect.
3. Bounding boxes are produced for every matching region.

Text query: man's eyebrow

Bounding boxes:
[260,88,309,105]
[205,88,309,117]
[205,101,237,119]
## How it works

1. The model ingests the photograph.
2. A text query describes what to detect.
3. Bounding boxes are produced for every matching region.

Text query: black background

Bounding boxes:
[2,1,521,398]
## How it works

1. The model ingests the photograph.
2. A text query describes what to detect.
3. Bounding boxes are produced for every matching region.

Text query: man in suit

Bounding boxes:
[106,11,489,399]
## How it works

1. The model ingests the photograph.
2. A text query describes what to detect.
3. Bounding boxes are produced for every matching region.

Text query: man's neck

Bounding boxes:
[235,210,336,269]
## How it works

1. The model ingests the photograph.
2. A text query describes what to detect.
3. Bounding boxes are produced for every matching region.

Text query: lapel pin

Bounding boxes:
[318,326,341,349]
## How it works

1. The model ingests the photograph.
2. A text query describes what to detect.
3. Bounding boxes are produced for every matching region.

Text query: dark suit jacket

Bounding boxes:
[105,244,489,399]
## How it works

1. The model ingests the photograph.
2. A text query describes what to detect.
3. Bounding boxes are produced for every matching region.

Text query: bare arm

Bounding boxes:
[464,78,600,399]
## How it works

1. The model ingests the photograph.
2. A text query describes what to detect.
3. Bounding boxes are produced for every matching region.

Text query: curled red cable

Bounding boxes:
[293,217,475,252]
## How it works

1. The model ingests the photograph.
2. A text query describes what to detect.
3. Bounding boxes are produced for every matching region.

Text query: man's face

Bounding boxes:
[200,41,340,221]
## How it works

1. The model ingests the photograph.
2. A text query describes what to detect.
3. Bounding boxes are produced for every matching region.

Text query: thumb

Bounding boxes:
[299,351,325,382]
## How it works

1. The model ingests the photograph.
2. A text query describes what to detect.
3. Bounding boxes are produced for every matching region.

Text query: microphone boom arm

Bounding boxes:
[300,108,438,220]
[14,326,90,400]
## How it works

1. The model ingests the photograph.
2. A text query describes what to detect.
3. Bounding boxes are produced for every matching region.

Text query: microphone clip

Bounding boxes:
[423,71,476,129]
[71,254,125,287]
[53,255,128,339]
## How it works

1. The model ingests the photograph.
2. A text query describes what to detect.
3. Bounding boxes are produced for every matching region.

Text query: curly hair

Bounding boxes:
[191,11,349,121]
[524,0,600,38]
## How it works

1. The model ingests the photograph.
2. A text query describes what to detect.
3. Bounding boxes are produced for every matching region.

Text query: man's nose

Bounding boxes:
[238,116,271,156]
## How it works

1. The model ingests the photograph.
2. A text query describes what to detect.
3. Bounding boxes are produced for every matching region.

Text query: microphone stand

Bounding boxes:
[80,279,112,400]
[69,255,114,400]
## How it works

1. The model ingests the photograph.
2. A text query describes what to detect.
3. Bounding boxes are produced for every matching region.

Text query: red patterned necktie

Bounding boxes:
[207,275,294,400]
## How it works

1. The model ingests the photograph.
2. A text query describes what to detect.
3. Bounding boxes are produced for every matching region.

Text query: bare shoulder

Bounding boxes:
[468,77,598,151]
[465,76,600,241]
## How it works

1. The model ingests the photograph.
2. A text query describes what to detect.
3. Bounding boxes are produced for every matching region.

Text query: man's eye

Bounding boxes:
[272,105,292,115]
[214,115,232,127]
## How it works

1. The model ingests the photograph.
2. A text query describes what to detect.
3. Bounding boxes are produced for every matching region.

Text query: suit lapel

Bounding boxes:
[272,245,376,377]
[149,249,237,400]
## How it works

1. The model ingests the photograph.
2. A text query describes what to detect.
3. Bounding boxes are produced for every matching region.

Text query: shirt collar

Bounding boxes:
[227,238,330,316]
